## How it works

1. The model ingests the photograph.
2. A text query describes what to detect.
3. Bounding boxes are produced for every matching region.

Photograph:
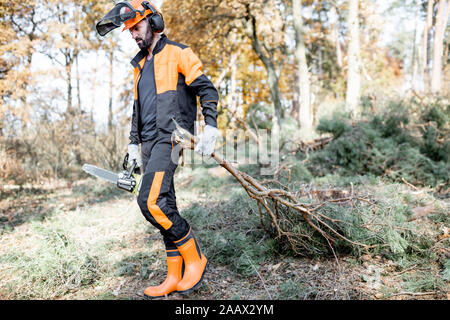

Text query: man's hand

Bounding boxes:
[127,144,142,167]
[194,125,219,157]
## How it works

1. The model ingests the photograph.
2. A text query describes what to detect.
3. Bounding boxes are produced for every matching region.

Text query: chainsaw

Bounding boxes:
[82,153,142,195]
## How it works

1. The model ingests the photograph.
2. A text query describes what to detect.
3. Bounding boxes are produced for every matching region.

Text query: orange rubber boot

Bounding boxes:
[174,228,208,294]
[144,249,184,299]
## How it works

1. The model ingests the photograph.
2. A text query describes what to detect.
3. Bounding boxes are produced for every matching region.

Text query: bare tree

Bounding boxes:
[242,2,283,135]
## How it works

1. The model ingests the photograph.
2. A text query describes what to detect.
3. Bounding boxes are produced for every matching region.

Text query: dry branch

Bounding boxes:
[172,120,372,255]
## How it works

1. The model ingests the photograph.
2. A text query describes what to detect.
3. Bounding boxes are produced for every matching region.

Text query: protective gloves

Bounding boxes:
[127,144,142,168]
[194,125,219,157]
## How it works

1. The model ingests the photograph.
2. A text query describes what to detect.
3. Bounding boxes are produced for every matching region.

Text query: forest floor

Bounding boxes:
[0,165,448,300]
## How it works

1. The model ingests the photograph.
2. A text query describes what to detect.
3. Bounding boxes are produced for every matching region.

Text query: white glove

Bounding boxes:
[194,125,219,156]
[127,144,142,167]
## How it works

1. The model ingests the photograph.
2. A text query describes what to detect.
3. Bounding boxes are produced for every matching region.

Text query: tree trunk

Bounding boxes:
[445,38,449,67]
[214,51,238,89]
[431,0,449,93]
[75,53,81,112]
[411,1,421,92]
[345,0,361,118]
[66,60,73,114]
[229,57,237,114]
[318,44,323,77]
[265,63,282,129]
[293,0,313,136]
[330,5,343,69]
[421,0,434,92]
[75,6,81,112]
[291,72,300,121]
[243,4,282,132]
[91,52,99,122]
[108,46,114,133]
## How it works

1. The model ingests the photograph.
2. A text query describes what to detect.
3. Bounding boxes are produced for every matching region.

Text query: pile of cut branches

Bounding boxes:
[172,121,384,256]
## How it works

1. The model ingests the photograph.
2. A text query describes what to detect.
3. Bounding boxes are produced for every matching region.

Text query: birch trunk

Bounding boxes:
[293,0,313,136]
[345,0,361,118]
[421,0,434,92]
[431,0,450,93]
[411,1,421,92]
[330,5,343,69]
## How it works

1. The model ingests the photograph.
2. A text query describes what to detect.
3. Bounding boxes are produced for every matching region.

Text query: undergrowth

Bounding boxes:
[182,187,278,277]
[308,101,449,189]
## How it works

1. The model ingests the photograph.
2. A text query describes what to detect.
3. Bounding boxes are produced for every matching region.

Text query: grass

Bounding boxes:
[0,180,125,236]
[0,180,153,299]
[177,167,448,299]
[276,279,306,299]
[0,222,102,299]
[181,186,278,277]
[401,271,447,293]
[114,252,159,279]
[0,157,448,299]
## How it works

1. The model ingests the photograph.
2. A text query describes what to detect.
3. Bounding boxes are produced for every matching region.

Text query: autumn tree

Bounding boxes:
[0,0,44,136]
[163,0,290,135]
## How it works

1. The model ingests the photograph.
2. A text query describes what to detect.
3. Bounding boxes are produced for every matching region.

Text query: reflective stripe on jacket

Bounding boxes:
[129,34,219,144]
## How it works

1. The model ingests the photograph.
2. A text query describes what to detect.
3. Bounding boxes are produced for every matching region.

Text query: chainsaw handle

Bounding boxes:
[123,153,141,173]
[127,160,137,178]
[123,153,129,171]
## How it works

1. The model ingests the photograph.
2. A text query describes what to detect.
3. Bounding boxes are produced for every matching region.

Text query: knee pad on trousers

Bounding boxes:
[137,193,166,227]
[136,179,190,242]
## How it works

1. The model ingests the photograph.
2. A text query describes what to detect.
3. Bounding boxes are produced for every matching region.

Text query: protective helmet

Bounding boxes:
[96,1,164,37]
[123,0,163,32]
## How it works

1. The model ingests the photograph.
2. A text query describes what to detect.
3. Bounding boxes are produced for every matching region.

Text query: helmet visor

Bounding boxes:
[96,2,140,36]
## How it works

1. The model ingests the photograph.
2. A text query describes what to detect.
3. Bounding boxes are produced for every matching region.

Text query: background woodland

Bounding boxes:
[0,0,448,184]
[0,0,449,300]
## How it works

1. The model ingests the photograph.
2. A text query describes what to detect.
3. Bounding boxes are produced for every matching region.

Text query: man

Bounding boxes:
[96,1,219,298]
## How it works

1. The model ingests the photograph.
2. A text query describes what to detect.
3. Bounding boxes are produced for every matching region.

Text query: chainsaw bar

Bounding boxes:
[82,164,119,184]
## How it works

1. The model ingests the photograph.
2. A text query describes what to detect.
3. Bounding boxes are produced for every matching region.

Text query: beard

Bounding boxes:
[136,25,154,50]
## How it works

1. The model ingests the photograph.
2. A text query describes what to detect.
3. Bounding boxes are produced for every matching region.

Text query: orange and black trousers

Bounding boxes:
[138,137,189,251]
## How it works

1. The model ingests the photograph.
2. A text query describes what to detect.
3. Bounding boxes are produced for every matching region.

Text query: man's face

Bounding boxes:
[130,19,154,50]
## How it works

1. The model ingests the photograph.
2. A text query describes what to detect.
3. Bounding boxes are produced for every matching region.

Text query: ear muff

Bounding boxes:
[142,1,164,33]
[148,13,164,33]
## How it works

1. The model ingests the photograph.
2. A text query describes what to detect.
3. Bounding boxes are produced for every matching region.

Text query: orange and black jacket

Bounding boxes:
[129,34,219,144]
